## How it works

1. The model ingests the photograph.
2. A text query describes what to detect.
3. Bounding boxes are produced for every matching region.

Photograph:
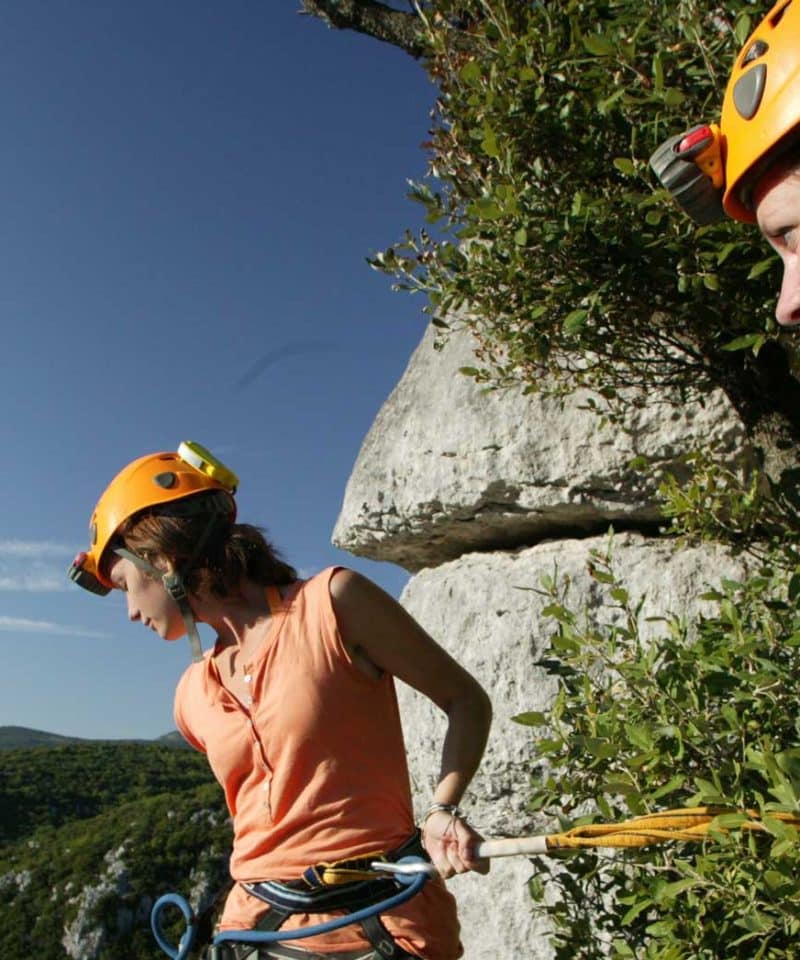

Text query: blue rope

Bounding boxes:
[150,892,197,960]
[151,858,429,960]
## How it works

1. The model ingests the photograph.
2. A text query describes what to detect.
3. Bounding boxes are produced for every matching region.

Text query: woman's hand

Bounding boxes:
[421,810,490,879]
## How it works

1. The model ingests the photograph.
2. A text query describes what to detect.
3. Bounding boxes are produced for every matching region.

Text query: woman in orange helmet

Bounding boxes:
[651,0,800,326]
[69,442,492,960]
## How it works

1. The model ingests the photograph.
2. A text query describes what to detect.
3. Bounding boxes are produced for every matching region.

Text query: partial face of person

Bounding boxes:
[108,555,185,641]
[754,164,800,327]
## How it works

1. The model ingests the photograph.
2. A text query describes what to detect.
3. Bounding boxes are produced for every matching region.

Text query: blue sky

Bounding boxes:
[0,2,435,740]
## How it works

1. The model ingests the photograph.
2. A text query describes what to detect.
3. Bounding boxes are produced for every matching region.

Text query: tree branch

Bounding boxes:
[299,0,432,58]
[299,0,479,59]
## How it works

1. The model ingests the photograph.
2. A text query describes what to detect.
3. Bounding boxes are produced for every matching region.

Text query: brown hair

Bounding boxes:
[110,492,296,598]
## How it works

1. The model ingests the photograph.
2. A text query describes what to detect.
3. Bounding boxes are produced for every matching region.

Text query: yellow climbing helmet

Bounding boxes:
[650,0,800,224]
[69,441,238,595]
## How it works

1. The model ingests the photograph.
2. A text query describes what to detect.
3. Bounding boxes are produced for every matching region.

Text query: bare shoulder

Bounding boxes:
[329,567,395,608]
[328,568,489,713]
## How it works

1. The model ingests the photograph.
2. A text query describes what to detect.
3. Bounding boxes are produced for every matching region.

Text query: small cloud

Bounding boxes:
[0,616,111,640]
[0,540,74,558]
[0,574,67,592]
[0,540,75,592]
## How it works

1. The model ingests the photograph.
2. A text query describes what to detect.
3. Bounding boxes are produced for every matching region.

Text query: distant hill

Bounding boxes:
[0,739,210,846]
[0,725,90,749]
[0,739,229,960]
[0,725,189,750]
[156,730,191,749]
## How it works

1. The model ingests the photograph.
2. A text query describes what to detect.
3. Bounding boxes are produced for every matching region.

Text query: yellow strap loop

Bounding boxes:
[475,807,800,861]
[545,806,800,851]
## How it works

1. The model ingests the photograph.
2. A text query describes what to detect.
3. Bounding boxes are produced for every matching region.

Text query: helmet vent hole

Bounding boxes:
[153,471,178,489]
[770,1,791,27]
[742,40,769,66]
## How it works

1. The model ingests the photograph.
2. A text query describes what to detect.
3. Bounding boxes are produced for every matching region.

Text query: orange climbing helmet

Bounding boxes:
[722,0,800,220]
[650,0,800,224]
[69,442,238,596]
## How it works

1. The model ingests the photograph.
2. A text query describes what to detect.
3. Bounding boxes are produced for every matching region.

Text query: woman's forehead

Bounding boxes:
[755,164,800,229]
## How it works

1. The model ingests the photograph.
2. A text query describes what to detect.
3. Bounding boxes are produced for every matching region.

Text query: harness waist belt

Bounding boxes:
[243,831,426,916]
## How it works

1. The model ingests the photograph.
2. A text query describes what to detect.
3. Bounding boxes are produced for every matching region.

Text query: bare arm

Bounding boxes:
[330,568,492,877]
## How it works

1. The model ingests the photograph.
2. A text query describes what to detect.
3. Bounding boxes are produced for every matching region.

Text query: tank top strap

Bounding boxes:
[266,584,283,615]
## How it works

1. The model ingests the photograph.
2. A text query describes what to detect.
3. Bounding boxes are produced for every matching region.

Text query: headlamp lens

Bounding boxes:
[68,552,111,596]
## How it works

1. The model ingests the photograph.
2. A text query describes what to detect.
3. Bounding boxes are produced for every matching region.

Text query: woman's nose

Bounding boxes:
[776,255,800,326]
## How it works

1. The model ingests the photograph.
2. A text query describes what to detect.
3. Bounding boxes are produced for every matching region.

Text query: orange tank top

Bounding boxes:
[174,567,462,959]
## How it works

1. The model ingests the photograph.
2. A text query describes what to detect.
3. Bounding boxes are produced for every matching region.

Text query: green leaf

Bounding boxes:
[652,54,664,94]
[458,60,482,86]
[789,574,800,602]
[584,738,616,759]
[620,897,653,926]
[613,158,635,176]
[663,88,686,107]
[583,33,615,57]
[658,878,700,900]
[734,14,752,46]
[563,309,588,335]
[470,197,503,220]
[512,711,547,726]
[645,920,675,937]
[748,257,776,279]
[481,126,500,159]
[714,813,749,829]
[649,774,686,801]
[611,940,636,957]
[542,603,572,623]
[764,869,789,891]
[721,333,763,353]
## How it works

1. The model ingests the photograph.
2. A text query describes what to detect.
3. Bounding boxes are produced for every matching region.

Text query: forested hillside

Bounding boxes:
[0,742,230,960]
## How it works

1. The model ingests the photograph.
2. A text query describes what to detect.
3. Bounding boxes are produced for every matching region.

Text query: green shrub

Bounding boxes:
[370,0,795,407]
[517,544,800,959]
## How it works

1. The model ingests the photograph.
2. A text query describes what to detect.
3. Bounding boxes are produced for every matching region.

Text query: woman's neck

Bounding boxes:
[196,578,278,653]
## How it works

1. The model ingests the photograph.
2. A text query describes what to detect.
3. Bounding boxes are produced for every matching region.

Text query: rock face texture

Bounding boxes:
[333,324,747,571]
[396,536,753,959]
[333,326,751,959]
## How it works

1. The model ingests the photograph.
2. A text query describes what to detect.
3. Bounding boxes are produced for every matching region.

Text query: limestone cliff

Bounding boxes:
[333,325,752,959]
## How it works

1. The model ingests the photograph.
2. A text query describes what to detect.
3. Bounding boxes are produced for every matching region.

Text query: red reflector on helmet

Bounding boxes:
[678,125,713,156]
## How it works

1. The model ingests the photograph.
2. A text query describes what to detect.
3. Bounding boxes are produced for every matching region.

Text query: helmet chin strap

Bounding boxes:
[113,547,204,663]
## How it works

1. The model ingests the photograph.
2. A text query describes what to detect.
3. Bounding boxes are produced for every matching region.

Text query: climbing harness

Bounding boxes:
[228,833,430,960]
[151,856,432,960]
[152,833,433,960]
[152,807,800,959]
